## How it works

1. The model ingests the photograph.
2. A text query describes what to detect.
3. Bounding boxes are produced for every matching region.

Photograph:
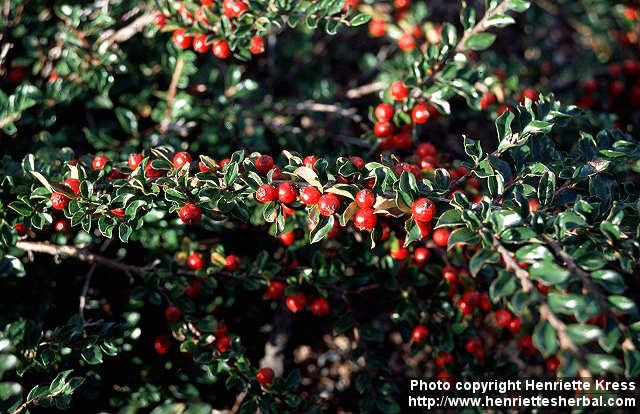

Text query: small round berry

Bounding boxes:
[179,203,202,225]
[374,103,394,122]
[413,247,430,264]
[349,156,365,170]
[222,0,248,18]
[390,81,409,100]
[279,231,296,246]
[432,228,450,247]
[198,161,214,173]
[411,198,436,222]
[495,309,512,328]
[411,103,430,124]
[172,152,192,169]
[393,131,412,150]
[317,193,341,216]
[15,223,28,236]
[185,280,202,298]
[193,34,209,53]
[285,292,307,313]
[507,316,521,333]
[369,18,386,37]
[249,35,265,55]
[465,337,482,354]
[63,178,81,194]
[154,335,171,355]
[165,306,182,322]
[256,367,275,386]
[50,192,69,210]
[92,155,109,170]
[145,163,162,178]
[521,88,539,103]
[353,208,377,231]
[264,280,286,300]
[187,252,204,270]
[355,189,376,209]
[224,254,241,271]
[411,324,428,343]
[255,155,274,174]
[374,121,393,138]
[194,6,209,23]
[416,142,436,158]
[110,208,125,217]
[435,352,453,368]
[390,242,408,260]
[300,186,322,205]
[215,335,231,353]
[172,29,193,49]
[480,91,496,109]
[277,182,298,204]
[310,298,330,317]
[154,12,167,27]
[343,0,359,11]
[256,184,277,203]
[546,356,560,372]
[54,219,69,232]
[442,265,458,284]
[398,33,416,51]
[212,40,231,59]
[528,198,540,214]
[303,155,319,170]
[128,153,143,170]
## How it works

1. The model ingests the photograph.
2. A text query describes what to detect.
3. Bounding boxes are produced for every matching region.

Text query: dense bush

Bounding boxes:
[1,0,640,412]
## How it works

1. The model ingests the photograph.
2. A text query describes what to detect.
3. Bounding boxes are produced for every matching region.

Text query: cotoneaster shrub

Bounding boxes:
[1,0,640,413]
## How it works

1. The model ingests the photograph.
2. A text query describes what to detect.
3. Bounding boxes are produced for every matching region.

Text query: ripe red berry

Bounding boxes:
[417,220,432,239]
[128,153,143,170]
[442,265,458,284]
[432,228,450,247]
[465,337,482,354]
[528,198,540,213]
[222,0,248,18]
[194,6,209,23]
[390,242,408,260]
[495,309,512,328]
[310,298,330,316]
[518,335,536,356]
[212,40,231,59]
[165,306,181,322]
[300,186,322,205]
[353,208,377,231]
[249,35,265,55]
[374,121,393,138]
[398,33,416,51]
[153,12,167,27]
[179,203,202,225]
[256,367,275,386]
[435,352,453,368]
[224,254,240,271]
[63,178,80,194]
[521,88,539,103]
[193,34,209,53]
[215,335,231,353]
[411,324,429,343]
[392,131,413,150]
[144,163,162,178]
[255,155,274,174]
[546,356,560,372]
[172,29,193,49]
[15,223,28,236]
[390,81,409,100]
[92,155,109,170]
[277,182,297,204]
[349,156,365,170]
[413,247,430,264]
[411,198,436,222]
[264,280,286,300]
[343,0,359,11]
[279,231,296,246]
[508,316,521,333]
[54,219,68,232]
[374,103,394,122]
[285,292,307,313]
[50,192,69,210]
[317,193,341,216]
[172,152,192,169]
[185,280,202,298]
[110,208,125,217]
[256,184,277,203]
[369,18,386,37]
[187,252,204,270]
[355,189,375,208]
[303,155,319,170]
[411,103,430,124]
[154,335,171,355]
[416,143,436,158]
[198,161,214,173]
[480,91,496,110]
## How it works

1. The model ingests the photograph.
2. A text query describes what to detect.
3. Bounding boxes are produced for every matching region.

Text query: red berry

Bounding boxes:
[264,280,286,300]
[375,103,394,122]
[173,152,192,169]
[50,192,69,210]
[317,193,341,216]
[194,6,209,23]
[369,18,386,37]
[92,155,109,170]
[277,182,297,204]
[374,121,393,138]
[165,306,181,322]
[390,81,409,100]
[546,356,560,372]
[521,88,539,103]
[411,198,436,222]
[303,155,319,170]
[256,184,277,203]
[413,247,430,264]
[128,153,143,170]
[185,280,202,298]
[518,335,536,356]
[411,325,429,343]
[173,29,193,49]
[390,242,408,260]
[392,131,412,150]
[110,208,125,217]
[154,12,167,27]
[528,198,540,213]
[249,35,265,55]
[398,33,416,51]
[442,265,458,284]
[193,34,209,53]
[215,335,231,353]
[187,252,204,270]
[508,316,521,333]
[54,219,68,232]
[154,335,171,355]
[465,337,482,354]
[224,254,240,271]
[279,231,296,246]
[343,0,359,11]
[349,156,365,170]
[416,143,436,158]
[411,103,430,124]
[214,321,228,338]
[222,0,248,18]
[480,91,496,110]
[179,203,202,225]
[432,228,450,247]
[300,186,322,205]
[310,298,330,316]
[63,178,81,194]
[15,223,27,236]
[212,40,231,59]
[256,367,275,386]
[285,292,307,313]
[495,309,512,328]
[255,155,274,174]
[355,189,375,208]
[144,163,162,178]
[353,208,377,231]
[435,352,453,368]
[198,161,214,173]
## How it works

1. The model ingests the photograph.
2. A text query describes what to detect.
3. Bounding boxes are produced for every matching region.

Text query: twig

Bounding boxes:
[78,264,97,322]
[344,80,386,99]
[96,10,155,50]
[161,56,185,132]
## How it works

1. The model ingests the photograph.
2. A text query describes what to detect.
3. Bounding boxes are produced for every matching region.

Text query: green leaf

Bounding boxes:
[533,320,558,358]
[446,227,479,250]
[464,33,496,51]
[566,324,602,345]
[529,261,570,285]
[489,270,517,300]
[350,13,371,26]
[309,215,335,244]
